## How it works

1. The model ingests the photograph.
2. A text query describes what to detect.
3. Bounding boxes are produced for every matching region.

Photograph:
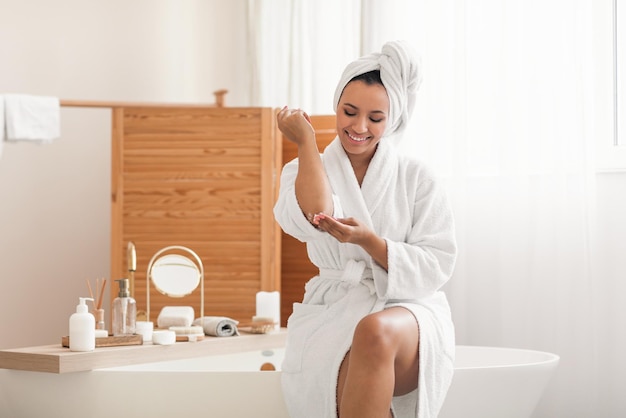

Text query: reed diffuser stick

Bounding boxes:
[86,279,96,310]
[96,278,107,310]
[86,278,108,331]
[86,278,108,310]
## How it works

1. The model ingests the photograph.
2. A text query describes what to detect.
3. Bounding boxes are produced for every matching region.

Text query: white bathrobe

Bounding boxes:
[274,137,457,418]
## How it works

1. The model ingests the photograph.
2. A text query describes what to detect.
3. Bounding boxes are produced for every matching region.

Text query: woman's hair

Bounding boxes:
[349,70,383,86]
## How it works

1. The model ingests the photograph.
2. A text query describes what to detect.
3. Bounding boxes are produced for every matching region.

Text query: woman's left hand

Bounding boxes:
[314,213,389,270]
[313,213,370,245]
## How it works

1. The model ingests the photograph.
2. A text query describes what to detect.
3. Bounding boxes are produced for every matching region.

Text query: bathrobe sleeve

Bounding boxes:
[273,158,344,243]
[372,168,457,301]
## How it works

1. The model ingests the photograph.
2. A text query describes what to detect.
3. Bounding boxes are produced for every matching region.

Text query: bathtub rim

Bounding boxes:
[95,344,560,373]
[453,344,560,370]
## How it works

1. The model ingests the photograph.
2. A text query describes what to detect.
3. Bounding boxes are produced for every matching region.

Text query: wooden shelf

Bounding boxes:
[0,329,286,374]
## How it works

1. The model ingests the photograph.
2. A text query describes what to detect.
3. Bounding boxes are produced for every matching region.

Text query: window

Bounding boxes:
[597,0,626,171]
[615,0,626,148]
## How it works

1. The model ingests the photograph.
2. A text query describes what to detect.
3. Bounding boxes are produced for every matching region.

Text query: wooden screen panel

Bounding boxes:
[111,106,280,325]
[279,115,337,326]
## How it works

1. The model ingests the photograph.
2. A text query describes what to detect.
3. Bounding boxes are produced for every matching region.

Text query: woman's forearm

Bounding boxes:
[295,139,334,222]
[359,232,389,271]
[276,106,333,224]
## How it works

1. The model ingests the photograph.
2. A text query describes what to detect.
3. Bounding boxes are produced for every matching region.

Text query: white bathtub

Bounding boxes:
[0,345,558,418]
[439,345,559,418]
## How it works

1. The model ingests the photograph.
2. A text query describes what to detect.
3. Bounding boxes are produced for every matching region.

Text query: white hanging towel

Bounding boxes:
[0,97,5,158]
[4,94,60,142]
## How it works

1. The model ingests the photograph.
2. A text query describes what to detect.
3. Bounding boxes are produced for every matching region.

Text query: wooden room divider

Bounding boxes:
[62,99,336,327]
[105,104,281,324]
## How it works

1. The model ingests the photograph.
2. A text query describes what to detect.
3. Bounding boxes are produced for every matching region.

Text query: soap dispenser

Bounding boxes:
[112,278,137,336]
[69,297,95,352]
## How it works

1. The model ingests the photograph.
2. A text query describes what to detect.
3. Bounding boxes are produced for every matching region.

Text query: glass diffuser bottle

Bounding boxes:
[112,278,136,336]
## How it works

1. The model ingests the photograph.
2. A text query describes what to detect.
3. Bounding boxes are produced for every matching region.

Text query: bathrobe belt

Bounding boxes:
[319,260,377,295]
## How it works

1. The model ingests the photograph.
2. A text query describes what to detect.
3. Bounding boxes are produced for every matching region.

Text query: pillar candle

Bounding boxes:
[256,291,280,330]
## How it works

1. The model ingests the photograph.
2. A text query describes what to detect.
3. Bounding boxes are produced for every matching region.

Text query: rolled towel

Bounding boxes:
[193,316,240,337]
[157,306,195,328]
[4,94,60,142]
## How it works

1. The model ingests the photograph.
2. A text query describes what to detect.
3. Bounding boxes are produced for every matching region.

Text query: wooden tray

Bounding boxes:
[61,334,143,348]
[175,334,205,342]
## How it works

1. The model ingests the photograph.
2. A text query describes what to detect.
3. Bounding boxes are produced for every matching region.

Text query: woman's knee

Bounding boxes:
[352,309,419,357]
[352,312,398,357]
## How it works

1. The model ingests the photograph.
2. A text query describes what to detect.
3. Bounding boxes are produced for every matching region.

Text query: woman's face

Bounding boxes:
[336,80,389,162]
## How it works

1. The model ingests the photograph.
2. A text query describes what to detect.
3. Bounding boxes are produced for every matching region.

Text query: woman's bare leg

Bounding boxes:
[336,307,420,417]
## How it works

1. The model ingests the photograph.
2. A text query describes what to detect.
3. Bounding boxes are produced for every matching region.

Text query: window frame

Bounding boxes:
[597,0,626,172]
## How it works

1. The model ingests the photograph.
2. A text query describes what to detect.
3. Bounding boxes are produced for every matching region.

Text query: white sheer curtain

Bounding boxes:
[401,2,601,417]
[246,0,361,113]
[247,1,609,416]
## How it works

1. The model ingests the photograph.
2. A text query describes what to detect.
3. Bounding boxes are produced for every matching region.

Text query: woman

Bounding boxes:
[274,41,456,418]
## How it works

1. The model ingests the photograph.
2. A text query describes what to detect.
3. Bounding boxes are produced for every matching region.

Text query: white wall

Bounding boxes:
[591,172,626,416]
[0,0,249,349]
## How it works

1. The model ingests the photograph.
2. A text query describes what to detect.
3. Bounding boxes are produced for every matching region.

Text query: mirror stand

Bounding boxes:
[146,245,205,325]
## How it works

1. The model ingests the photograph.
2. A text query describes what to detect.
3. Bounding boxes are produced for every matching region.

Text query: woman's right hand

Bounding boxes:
[277,106,315,146]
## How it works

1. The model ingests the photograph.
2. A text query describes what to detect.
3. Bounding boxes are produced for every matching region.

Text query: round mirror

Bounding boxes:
[150,254,200,297]
[146,245,205,323]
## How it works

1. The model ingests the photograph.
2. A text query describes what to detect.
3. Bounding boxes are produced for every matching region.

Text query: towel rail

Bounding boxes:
[60,89,228,109]
[60,100,216,109]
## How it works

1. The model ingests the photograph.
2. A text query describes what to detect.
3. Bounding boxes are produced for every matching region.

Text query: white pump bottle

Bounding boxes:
[69,297,95,352]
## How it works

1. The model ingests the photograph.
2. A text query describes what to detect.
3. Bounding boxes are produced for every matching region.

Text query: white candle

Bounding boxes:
[256,291,280,331]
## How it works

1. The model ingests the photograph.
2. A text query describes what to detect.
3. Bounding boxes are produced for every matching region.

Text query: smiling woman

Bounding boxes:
[274,41,456,418]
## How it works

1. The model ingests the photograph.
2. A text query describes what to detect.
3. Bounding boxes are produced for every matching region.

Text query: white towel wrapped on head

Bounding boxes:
[333,40,421,139]
[4,94,60,142]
